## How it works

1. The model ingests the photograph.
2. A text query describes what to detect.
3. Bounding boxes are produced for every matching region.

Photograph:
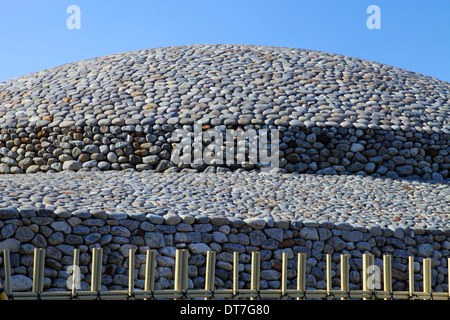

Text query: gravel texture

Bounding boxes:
[1,44,449,132]
[0,170,448,230]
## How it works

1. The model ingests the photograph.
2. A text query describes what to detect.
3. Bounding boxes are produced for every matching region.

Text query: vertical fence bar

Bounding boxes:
[233,251,239,300]
[383,255,392,300]
[448,257,450,299]
[408,256,415,300]
[175,249,188,298]
[182,250,189,293]
[95,248,101,292]
[205,251,216,300]
[39,248,45,293]
[91,248,98,292]
[369,254,376,299]
[423,258,431,299]
[175,249,183,293]
[0,250,7,300]
[340,254,349,300]
[362,253,369,300]
[33,248,45,294]
[326,254,332,298]
[128,248,135,298]
[96,248,104,292]
[369,254,375,270]
[98,248,103,291]
[72,249,80,298]
[3,249,11,298]
[250,251,260,300]
[362,253,375,299]
[281,251,287,300]
[369,254,374,295]
[144,249,156,296]
[32,248,39,293]
[297,253,306,300]
[91,247,103,292]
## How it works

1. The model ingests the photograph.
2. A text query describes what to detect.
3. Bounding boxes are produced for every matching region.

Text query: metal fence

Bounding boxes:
[1,248,449,300]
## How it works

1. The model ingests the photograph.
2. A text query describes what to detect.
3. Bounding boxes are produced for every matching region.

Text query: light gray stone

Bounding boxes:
[0,238,21,252]
[417,243,434,257]
[11,275,33,292]
[146,214,165,225]
[188,243,211,254]
[299,227,319,241]
[163,214,181,225]
[249,230,267,246]
[350,143,364,152]
[14,226,35,242]
[0,207,19,220]
[328,236,347,252]
[50,221,72,234]
[244,218,266,229]
[264,228,284,242]
[62,160,82,171]
[260,270,281,281]
[111,226,131,237]
[341,230,363,242]
[145,232,165,248]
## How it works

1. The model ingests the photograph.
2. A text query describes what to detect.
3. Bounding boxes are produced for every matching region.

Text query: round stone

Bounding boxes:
[62,160,82,171]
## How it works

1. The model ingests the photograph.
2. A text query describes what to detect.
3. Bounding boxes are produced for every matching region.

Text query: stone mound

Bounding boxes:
[0,44,449,178]
[1,45,450,294]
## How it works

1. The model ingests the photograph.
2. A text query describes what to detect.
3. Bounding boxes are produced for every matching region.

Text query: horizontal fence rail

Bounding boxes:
[1,248,450,300]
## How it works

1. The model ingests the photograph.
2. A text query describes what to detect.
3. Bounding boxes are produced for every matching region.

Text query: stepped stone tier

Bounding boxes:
[0,44,449,177]
[0,45,449,294]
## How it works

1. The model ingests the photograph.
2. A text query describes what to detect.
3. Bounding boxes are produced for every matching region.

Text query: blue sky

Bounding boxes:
[0,0,449,83]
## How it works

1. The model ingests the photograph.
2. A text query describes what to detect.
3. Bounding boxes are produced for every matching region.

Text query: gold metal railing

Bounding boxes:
[1,248,449,300]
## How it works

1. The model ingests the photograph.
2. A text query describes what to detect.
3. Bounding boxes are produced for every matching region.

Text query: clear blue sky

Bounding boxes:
[0,0,449,83]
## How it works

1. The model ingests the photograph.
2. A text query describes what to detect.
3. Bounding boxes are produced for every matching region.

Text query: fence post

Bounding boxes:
[251,251,260,300]
[233,251,239,299]
[128,248,136,298]
[144,249,156,297]
[326,254,333,299]
[91,247,103,293]
[175,249,188,298]
[362,253,374,300]
[3,249,11,298]
[408,256,415,300]
[205,251,216,300]
[362,253,368,300]
[297,253,306,300]
[340,254,349,300]
[423,258,431,299]
[383,254,392,300]
[32,248,45,294]
[72,249,80,298]
[175,249,182,293]
[281,251,287,299]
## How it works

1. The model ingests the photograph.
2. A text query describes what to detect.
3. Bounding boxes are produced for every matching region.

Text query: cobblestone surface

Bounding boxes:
[0,170,448,229]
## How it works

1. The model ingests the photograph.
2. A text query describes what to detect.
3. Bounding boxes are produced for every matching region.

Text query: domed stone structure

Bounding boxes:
[1,45,450,294]
[0,44,449,178]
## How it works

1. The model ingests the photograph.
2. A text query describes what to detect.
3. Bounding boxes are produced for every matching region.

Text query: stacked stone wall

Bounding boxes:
[0,123,448,181]
[1,207,449,292]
